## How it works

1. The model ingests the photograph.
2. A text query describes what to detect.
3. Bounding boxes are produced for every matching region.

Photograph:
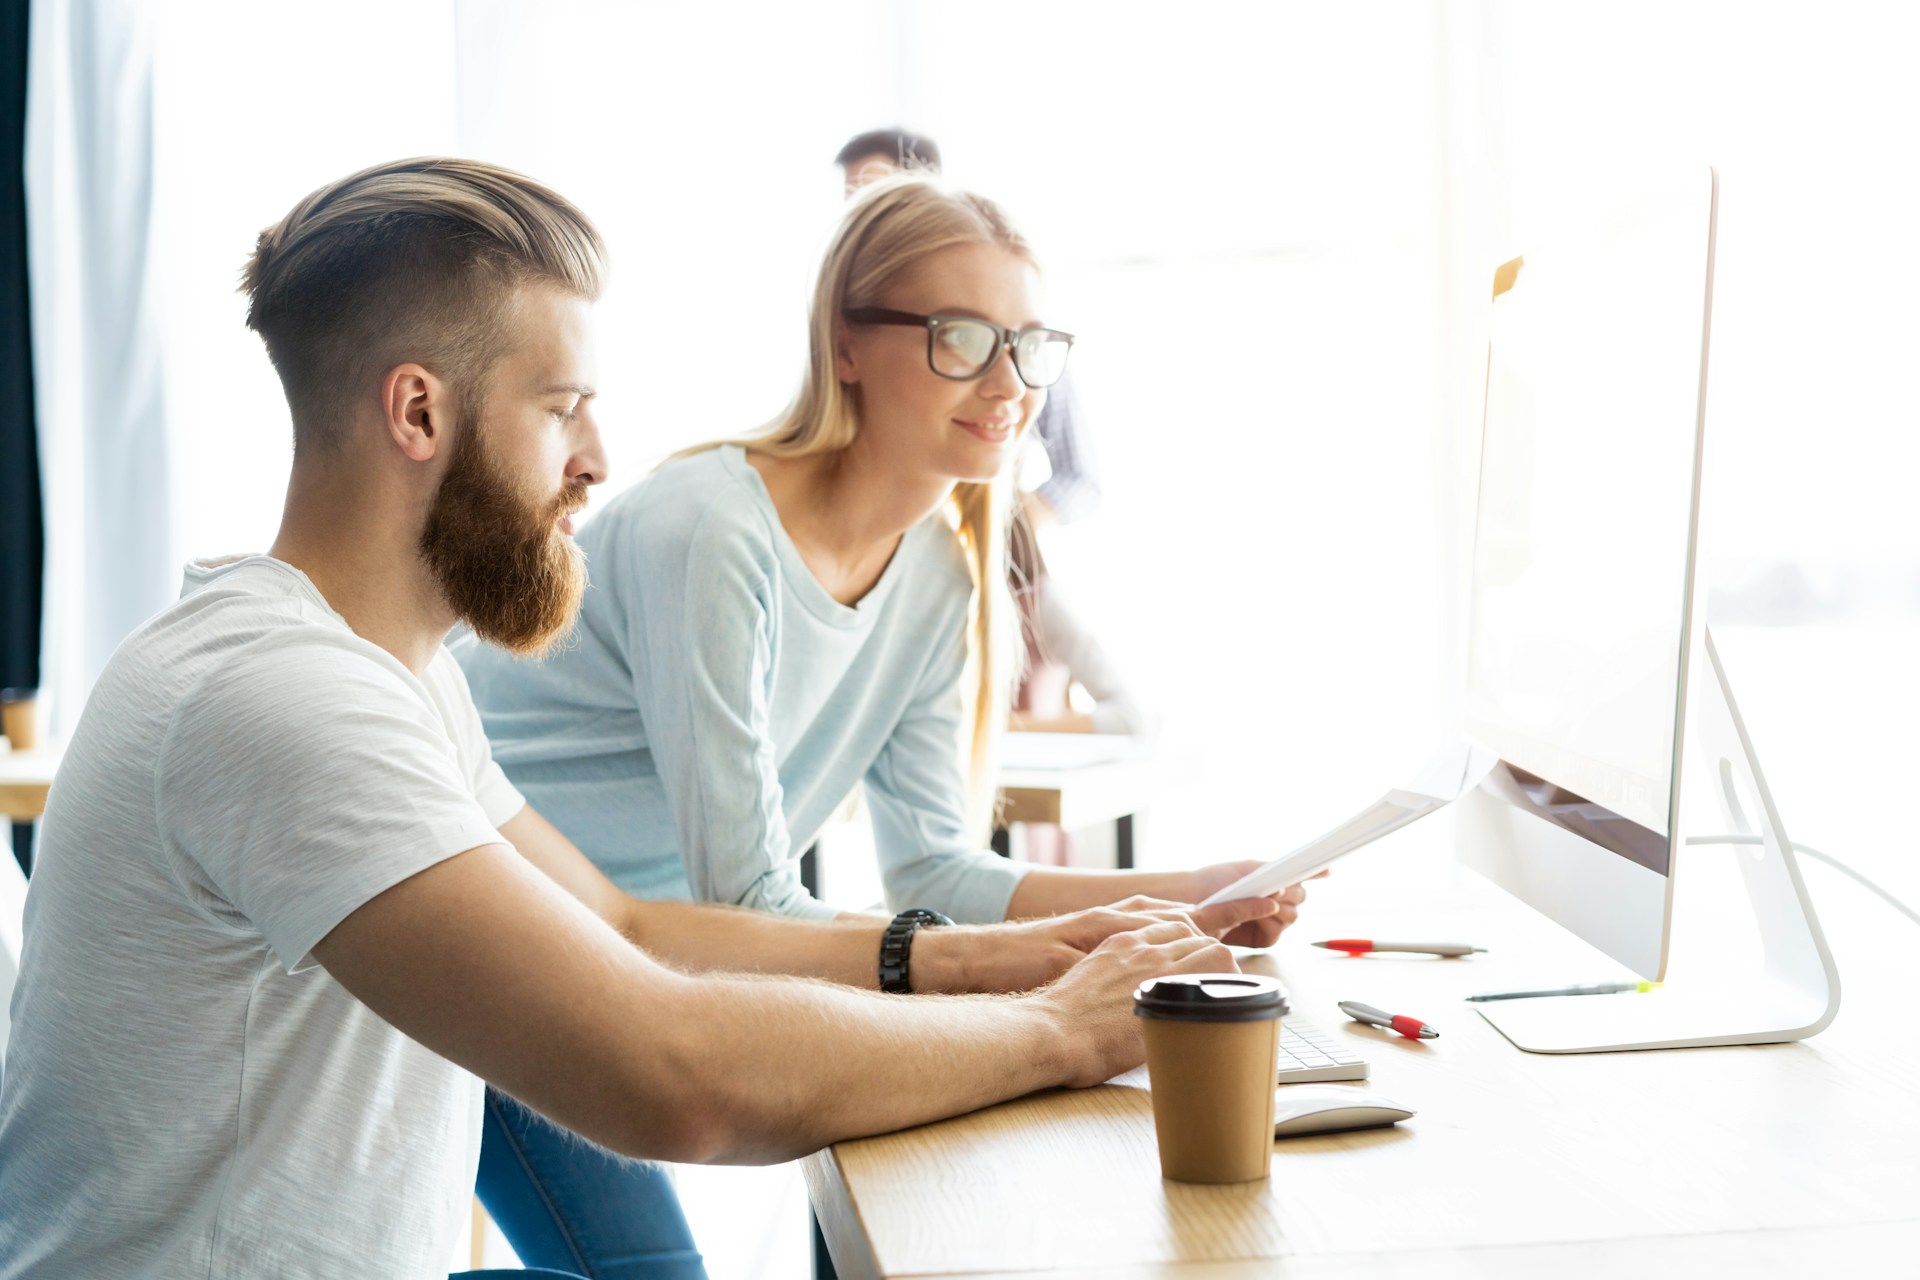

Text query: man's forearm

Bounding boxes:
[317,842,1086,1167]
[320,842,1228,1168]
[644,921,1232,1163]
[658,973,1072,1163]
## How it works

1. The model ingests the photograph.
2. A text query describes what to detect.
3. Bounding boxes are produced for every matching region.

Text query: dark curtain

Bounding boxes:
[0,0,41,702]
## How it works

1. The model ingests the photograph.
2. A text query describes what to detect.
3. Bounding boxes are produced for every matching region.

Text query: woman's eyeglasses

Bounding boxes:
[843,307,1076,389]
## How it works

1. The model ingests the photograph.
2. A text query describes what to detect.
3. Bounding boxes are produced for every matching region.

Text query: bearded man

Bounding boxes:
[0,158,1275,1279]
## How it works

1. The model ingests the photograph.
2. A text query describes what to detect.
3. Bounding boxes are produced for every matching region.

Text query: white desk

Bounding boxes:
[993,734,1185,867]
[804,836,1920,1278]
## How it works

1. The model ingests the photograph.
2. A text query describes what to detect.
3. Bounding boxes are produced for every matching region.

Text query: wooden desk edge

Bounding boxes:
[803,1146,883,1280]
[996,785,1065,826]
[0,782,51,823]
[884,1219,1920,1279]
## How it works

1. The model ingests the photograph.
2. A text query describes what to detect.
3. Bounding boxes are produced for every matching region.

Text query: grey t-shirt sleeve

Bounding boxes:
[863,612,1032,924]
[427,646,529,829]
[154,633,517,973]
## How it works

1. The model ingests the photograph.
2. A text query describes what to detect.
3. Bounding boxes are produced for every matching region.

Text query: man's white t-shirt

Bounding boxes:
[0,557,526,1279]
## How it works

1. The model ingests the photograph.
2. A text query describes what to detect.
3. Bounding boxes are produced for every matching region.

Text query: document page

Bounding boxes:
[1199,743,1497,907]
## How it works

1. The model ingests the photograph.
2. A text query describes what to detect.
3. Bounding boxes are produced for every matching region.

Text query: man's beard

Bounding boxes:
[419,419,588,657]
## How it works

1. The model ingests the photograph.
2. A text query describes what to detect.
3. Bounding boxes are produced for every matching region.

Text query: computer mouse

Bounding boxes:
[1272,1084,1414,1138]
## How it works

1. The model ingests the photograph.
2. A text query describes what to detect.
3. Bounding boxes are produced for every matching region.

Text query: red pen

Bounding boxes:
[1312,939,1485,957]
[1338,1000,1440,1039]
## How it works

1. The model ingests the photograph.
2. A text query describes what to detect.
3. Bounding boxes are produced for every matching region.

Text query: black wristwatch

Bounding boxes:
[878,908,954,994]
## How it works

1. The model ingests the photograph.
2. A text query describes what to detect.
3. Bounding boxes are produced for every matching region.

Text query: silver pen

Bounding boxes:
[1312,939,1487,957]
[1337,1000,1440,1039]
[1465,981,1661,1002]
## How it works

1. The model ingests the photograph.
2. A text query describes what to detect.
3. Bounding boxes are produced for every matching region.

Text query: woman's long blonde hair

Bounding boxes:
[682,173,1032,840]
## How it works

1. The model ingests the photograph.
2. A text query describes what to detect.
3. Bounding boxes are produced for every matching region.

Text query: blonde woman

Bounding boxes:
[462,174,1298,926]
[455,176,1306,1272]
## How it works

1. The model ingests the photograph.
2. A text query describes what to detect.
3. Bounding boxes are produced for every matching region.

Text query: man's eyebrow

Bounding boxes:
[538,382,598,399]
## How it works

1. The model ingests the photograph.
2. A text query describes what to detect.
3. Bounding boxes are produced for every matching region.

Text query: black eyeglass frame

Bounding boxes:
[842,306,1076,389]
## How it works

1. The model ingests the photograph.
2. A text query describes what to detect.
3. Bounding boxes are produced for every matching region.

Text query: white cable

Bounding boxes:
[1685,835,1920,929]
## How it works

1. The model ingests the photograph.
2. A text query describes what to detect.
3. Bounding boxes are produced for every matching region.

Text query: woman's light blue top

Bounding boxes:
[453,445,1030,923]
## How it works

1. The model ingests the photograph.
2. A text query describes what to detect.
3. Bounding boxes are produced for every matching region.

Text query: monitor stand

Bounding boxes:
[1475,630,1840,1053]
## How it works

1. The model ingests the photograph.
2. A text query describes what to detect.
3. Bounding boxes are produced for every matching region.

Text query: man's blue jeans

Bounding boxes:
[475,1088,708,1280]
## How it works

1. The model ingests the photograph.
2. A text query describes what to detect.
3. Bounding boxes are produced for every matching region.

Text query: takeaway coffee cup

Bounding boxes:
[0,696,36,751]
[1133,972,1288,1184]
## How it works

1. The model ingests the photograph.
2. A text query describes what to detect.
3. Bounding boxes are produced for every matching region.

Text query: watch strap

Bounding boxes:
[878,908,953,994]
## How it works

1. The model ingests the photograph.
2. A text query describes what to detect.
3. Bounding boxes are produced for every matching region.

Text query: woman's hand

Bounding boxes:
[1175,859,1320,949]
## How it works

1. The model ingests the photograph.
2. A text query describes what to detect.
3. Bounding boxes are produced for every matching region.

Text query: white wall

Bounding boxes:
[895,2,1457,844]
[1453,0,1920,615]
[64,0,1920,843]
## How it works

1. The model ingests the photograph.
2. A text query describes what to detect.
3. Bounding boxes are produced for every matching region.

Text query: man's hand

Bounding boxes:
[916,895,1278,995]
[1032,920,1241,1087]
[1179,859,1321,948]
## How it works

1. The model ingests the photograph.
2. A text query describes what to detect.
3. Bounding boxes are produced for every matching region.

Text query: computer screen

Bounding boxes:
[1463,171,1717,879]
[1457,171,1840,1051]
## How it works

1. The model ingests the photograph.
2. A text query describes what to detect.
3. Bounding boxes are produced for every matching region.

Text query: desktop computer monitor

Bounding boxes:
[1454,167,1836,1051]
[1457,170,1716,983]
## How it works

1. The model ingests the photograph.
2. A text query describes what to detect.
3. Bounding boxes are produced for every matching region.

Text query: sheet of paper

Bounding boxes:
[1198,742,1498,907]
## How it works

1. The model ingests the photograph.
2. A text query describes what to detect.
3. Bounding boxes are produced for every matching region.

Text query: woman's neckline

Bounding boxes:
[721,446,914,625]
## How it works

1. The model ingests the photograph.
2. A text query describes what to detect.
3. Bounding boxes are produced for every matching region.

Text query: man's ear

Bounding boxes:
[832,320,860,386]
[382,363,445,463]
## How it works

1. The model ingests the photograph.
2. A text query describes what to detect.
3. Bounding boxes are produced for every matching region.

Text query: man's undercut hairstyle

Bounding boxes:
[833,128,942,174]
[241,157,607,454]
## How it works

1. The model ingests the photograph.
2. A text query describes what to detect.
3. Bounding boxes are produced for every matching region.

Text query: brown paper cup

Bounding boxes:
[1,699,36,751]
[1135,973,1287,1184]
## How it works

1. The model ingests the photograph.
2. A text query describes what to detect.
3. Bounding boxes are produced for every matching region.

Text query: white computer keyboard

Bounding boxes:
[1277,1014,1370,1083]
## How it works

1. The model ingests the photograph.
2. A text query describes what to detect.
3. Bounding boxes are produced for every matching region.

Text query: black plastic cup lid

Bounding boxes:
[1132,973,1289,1023]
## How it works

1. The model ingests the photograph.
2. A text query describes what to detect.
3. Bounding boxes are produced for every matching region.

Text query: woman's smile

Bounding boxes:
[953,413,1018,445]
